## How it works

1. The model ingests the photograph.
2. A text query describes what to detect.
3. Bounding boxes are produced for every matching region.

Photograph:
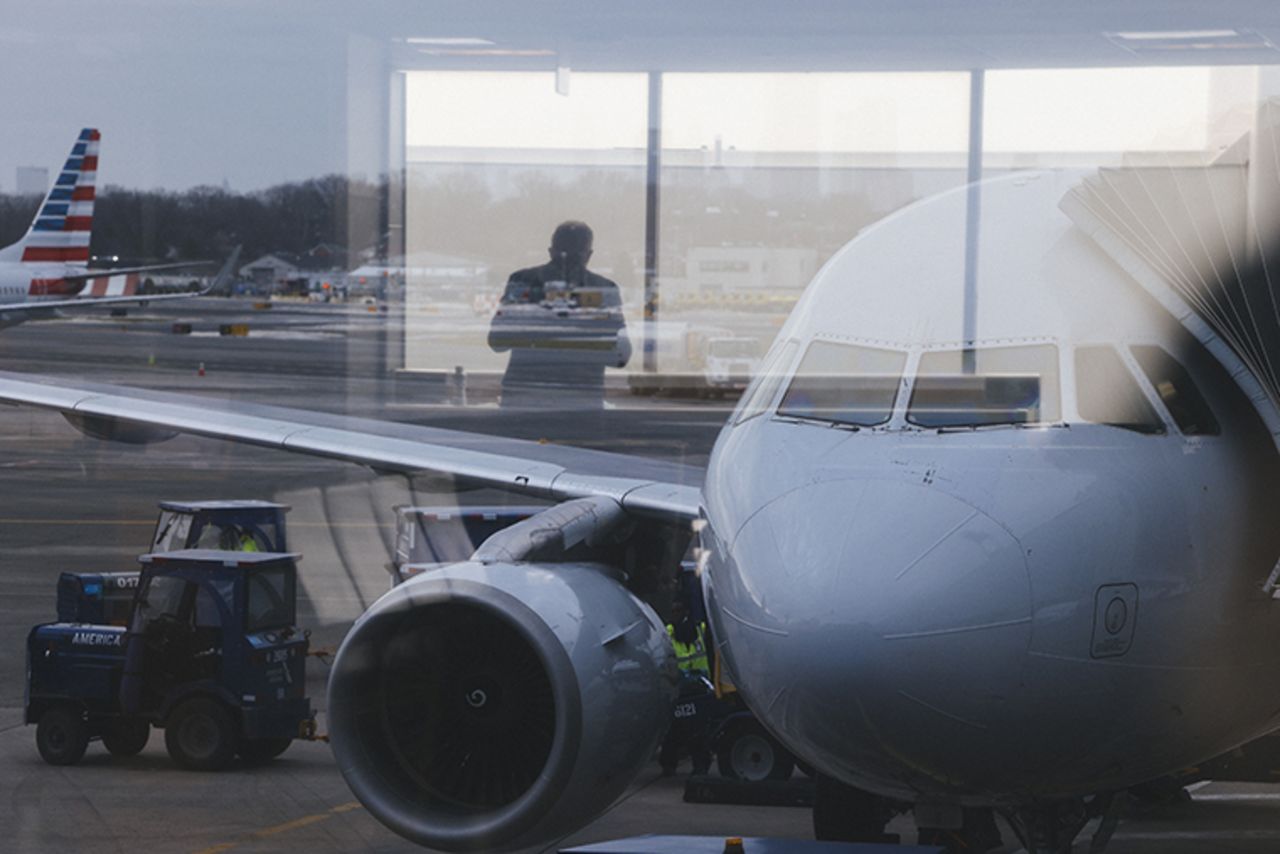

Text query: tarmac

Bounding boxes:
[1,298,1279,852]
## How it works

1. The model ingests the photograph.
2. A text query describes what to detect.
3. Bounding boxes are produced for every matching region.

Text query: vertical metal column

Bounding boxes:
[643,71,663,373]
[381,68,407,410]
[962,69,985,374]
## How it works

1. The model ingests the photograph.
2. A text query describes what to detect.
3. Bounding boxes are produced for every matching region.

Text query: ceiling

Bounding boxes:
[373,0,1280,72]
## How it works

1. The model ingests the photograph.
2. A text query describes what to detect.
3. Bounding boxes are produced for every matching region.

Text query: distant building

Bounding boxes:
[16,166,49,195]
[239,253,304,290]
[681,246,818,294]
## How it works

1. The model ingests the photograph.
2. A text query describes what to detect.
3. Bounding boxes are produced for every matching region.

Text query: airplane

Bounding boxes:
[1,167,1279,854]
[0,128,232,330]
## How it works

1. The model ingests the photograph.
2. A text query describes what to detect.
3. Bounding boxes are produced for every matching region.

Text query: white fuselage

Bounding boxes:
[701,171,1280,805]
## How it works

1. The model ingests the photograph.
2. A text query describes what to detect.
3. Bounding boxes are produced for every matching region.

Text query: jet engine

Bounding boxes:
[327,560,678,852]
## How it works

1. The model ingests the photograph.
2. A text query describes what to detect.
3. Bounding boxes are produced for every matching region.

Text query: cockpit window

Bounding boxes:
[735,340,798,424]
[777,341,905,427]
[1130,345,1220,436]
[907,345,1060,428]
[1075,346,1164,434]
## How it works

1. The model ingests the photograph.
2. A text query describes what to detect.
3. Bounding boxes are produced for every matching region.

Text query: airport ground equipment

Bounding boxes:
[55,500,289,627]
[56,571,141,626]
[627,325,759,398]
[27,549,314,770]
[149,499,289,553]
[712,699,796,783]
[667,673,797,783]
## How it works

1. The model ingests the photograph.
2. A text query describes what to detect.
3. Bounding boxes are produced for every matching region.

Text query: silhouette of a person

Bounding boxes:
[489,221,631,408]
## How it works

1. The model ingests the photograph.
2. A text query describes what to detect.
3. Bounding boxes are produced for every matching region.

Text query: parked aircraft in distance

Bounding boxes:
[2,170,1280,854]
[0,128,230,329]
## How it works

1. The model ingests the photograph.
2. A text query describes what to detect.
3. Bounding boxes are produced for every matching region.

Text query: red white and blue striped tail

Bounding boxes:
[0,128,98,266]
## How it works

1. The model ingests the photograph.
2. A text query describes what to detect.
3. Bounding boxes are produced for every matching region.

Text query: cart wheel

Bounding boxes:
[102,718,150,756]
[165,698,237,771]
[36,704,90,766]
[717,720,794,782]
[238,737,292,763]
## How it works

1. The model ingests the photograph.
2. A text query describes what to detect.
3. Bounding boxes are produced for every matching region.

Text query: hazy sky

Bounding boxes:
[0,2,359,192]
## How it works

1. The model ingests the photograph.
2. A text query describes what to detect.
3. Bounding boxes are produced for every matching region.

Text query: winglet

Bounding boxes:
[204,245,242,296]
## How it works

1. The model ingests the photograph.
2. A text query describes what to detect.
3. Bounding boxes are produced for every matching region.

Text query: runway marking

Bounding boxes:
[191,800,363,854]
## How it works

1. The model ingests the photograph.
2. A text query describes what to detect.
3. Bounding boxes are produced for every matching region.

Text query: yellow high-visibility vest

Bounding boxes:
[667,622,709,675]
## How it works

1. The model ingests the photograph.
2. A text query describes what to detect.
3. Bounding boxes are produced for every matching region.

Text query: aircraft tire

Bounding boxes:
[165,698,237,771]
[36,704,90,766]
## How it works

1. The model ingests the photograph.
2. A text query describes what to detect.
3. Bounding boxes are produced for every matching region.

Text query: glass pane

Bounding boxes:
[246,567,296,632]
[194,586,222,629]
[1075,346,1164,434]
[778,341,905,427]
[404,71,646,409]
[151,512,192,552]
[1131,345,1221,436]
[984,66,1256,168]
[657,72,970,374]
[734,340,798,425]
[132,576,189,632]
[909,345,1060,428]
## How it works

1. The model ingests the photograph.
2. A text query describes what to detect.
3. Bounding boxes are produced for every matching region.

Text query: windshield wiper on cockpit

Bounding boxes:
[774,414,861,431]
[932,422,1020,433]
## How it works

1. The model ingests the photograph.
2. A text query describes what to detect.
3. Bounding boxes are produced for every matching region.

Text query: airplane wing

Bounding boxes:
[0,290,208,318]
[0,247,241,319]
[0,371,704,522]
[58,260,213,283]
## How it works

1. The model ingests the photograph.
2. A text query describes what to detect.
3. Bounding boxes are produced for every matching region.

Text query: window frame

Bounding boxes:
[1072,343,1170,436]
[1129,343,1221,438]
[903,342,1063,430]
[733,339,800,426]
[773,337,909,430]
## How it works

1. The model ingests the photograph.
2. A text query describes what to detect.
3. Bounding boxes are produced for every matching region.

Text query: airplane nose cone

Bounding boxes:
[718,478,1032,795]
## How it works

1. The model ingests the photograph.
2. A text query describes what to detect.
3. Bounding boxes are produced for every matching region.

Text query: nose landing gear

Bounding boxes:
[812,775,905,845]
[1001,793,1123,854]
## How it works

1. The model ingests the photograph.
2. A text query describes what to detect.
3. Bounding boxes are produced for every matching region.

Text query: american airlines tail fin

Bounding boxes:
[0,128,98,265]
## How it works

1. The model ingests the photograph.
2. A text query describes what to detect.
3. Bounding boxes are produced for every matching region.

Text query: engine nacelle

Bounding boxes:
[327,560,677,852]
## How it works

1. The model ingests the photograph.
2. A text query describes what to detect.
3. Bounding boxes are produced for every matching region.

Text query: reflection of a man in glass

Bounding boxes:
[488,221,631,408]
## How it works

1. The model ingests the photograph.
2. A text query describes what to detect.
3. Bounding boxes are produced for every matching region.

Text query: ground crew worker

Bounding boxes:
[218,525,260,552]
[237,529,260,552]
[659,597,713,775]
[667,599,709,676]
